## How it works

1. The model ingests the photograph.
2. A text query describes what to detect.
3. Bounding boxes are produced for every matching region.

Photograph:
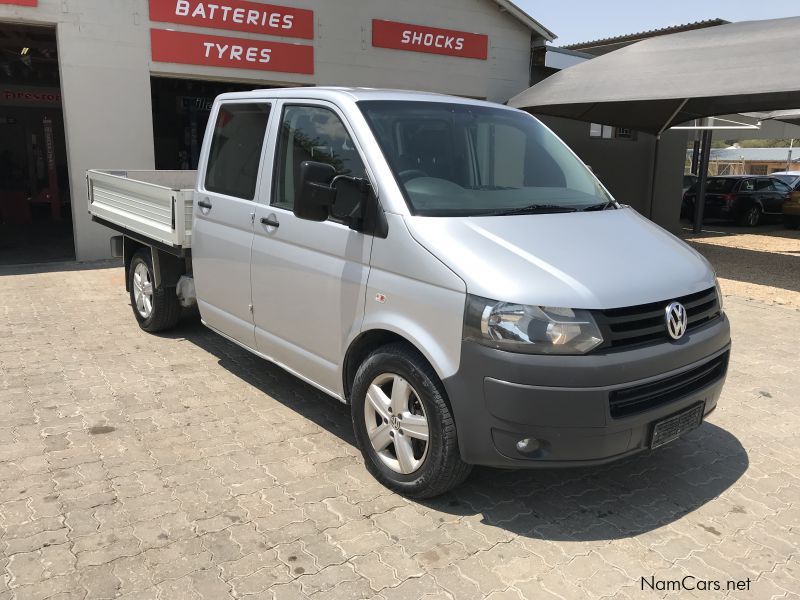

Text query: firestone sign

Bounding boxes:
[1,86,61,107]
[372,19,488,60]
[150,29,314,74]
[149,0,314,39]
[0,0,38,5]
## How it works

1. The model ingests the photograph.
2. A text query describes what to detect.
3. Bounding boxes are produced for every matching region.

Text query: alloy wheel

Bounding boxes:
[132,262,154,319]
[363,373,429,474]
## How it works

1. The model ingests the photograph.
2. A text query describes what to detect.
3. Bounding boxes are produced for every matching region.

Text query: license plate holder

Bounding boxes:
[650,402,705,449]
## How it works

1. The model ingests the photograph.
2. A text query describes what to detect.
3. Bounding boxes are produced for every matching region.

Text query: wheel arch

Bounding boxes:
[123,237,148,292]
[124,237,186,291]
[342,328,450,403]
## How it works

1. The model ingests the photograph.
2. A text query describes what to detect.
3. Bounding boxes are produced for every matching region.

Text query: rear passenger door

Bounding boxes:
[192,101,272,347]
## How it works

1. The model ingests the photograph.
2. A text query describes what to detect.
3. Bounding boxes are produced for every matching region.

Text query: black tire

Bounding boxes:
[784,216,800,230]
[351,342,472,498]
[737,204,761,227]
[128,248,180,333]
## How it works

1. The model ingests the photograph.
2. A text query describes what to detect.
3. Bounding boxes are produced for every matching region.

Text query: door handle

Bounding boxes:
[260,216,280,228]
[197,199,212,210]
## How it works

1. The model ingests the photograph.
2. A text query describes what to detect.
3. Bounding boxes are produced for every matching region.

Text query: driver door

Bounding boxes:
[250,101,374,395]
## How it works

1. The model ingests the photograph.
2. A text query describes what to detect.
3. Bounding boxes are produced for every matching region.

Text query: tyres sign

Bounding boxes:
[150,29,314,74]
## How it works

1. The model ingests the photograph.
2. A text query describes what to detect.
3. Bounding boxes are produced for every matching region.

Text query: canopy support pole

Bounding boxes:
[648,137,660,219]
[692,129,713,233]
[648,99,689,219]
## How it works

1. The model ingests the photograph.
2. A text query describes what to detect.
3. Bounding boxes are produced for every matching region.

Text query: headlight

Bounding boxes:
[464,294,603,355]
[715,278,724,313]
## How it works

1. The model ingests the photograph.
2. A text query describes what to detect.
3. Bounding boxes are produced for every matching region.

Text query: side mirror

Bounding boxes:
[295,160,337,222]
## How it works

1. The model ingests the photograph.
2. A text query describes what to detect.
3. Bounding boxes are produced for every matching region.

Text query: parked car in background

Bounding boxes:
[682,175,793,227]
[783,188,800,229]
[771,170,800,191]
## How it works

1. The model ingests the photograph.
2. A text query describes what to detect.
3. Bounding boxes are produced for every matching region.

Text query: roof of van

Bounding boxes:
[214,87,512,109]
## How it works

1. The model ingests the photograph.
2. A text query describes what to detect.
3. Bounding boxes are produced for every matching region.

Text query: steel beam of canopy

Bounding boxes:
[693,130,713,234]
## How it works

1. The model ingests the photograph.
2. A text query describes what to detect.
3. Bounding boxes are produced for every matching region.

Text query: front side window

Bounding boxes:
[359,100,612,216]
[756,178,779,192]
[272,105,366,213]
[205,103,271,199]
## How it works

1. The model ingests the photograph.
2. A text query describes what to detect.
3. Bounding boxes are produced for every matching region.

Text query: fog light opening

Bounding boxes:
[516,437,541,455]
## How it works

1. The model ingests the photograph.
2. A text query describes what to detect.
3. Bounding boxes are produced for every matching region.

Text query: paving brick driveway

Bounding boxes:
[0,263,798,600]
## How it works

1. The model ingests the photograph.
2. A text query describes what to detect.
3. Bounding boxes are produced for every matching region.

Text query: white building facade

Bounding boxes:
[0,0,553,261]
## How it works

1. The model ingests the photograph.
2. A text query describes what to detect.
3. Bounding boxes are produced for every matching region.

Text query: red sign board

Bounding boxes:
[0,0,38,5]
[372,19,488,60]
[149,0,313,40]
[150,29,314,74]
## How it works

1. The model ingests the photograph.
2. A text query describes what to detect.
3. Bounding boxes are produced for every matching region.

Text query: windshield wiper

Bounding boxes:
[485,204,578,216]
[580,201,617,211]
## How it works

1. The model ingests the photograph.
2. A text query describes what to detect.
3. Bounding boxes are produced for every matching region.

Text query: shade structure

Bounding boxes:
[509,17,800,135]
[749,109,800,127]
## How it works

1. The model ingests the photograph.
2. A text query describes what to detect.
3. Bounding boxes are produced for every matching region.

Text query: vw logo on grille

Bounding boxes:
[665,301,688,340]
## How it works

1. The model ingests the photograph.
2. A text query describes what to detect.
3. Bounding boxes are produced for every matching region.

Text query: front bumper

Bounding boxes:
[442,315,731,468]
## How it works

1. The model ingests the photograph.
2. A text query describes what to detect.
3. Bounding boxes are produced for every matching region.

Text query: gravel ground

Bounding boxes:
[683,224,800,310]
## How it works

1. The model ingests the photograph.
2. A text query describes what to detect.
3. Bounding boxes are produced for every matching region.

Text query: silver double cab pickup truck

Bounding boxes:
[88,87,731,498]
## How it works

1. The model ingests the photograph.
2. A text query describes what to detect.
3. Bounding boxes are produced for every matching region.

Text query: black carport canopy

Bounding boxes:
[509,17,800,135]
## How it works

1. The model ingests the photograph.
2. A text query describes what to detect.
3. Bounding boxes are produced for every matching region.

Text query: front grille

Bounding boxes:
[609,351,729,419]
[594,287,721,350]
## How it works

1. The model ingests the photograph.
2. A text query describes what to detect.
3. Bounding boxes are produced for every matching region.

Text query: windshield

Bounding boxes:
[358,100,613,216]
[773,174,800,187]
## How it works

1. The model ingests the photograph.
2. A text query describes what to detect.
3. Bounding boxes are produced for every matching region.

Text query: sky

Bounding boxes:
[515,0,799,46]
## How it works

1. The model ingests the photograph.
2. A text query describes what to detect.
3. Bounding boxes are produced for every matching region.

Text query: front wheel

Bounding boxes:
[351,343,471,498]
[784,216,800,230]
[128,248,180,332]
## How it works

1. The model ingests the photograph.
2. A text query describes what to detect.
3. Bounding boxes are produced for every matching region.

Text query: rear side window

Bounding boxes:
[740,179,756,192]
[205,103,271,199]
[755,178,774,191]
[695,178,737,193]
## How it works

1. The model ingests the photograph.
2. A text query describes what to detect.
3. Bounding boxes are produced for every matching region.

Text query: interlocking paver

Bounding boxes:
[1,263,799,599]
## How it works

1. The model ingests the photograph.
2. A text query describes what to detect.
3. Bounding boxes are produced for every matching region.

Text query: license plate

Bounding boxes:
[650,402,705,449]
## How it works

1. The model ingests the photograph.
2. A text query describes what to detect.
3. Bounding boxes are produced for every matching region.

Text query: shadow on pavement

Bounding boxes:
[686,242,800,295]
[428,422,747,541]
[0,258,121,276]
[165,319,356,445]
[170,318,748,542]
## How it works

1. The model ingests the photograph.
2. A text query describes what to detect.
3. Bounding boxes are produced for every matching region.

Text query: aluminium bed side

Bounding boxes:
[87,169,196,251]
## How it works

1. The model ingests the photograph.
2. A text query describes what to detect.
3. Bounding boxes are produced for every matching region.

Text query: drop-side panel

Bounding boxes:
[87,169,196,248]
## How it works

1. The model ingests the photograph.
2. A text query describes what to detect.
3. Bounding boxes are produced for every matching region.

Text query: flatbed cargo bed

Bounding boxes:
[87,169,196,249]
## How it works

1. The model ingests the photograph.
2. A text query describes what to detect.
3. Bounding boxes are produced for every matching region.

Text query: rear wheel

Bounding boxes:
[128,248,180,332]
[351,342,471,498]
[784,216,800,230]
[738,204,761,227]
